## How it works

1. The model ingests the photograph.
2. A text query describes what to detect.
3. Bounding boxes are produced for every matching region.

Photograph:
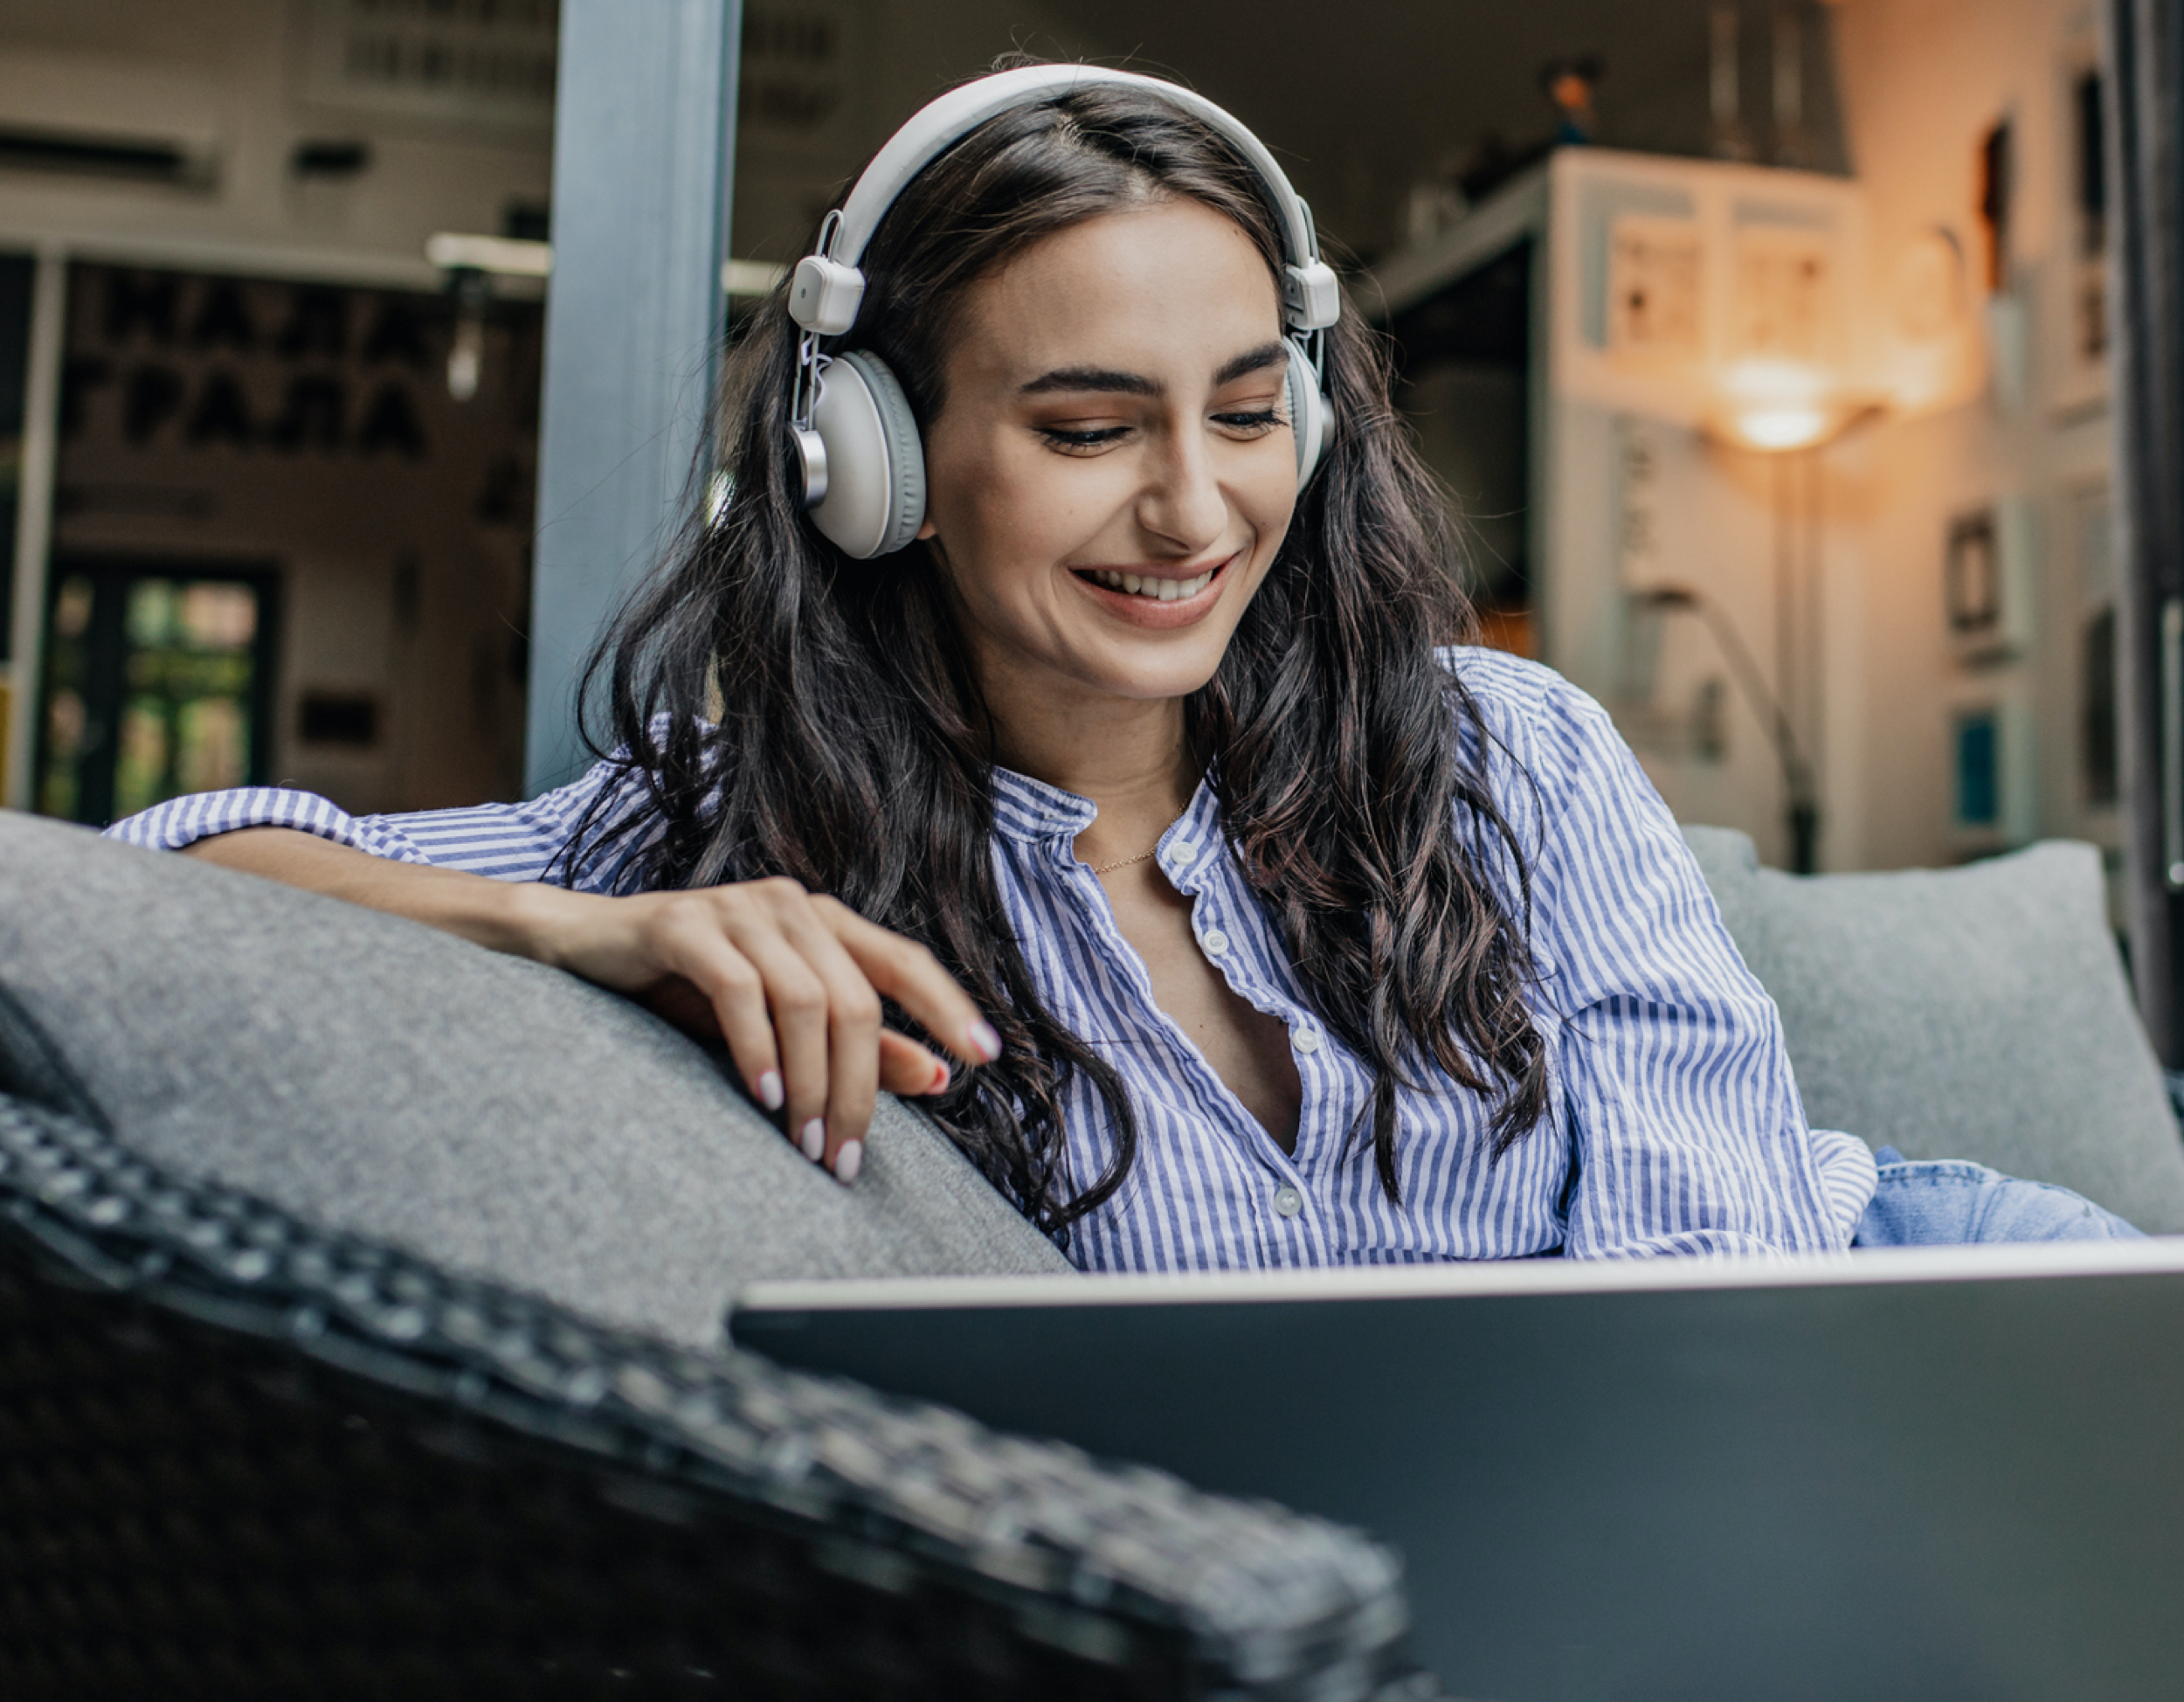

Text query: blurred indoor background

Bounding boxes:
[0,0,2141,932]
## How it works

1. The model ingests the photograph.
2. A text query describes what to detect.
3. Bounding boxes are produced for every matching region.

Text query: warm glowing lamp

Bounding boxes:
[1732,404,1834,451]
[1682,366,1868,872]
[1708,357,1870,454]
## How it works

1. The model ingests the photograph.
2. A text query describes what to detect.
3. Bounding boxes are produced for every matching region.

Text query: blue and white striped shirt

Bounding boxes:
[109,647,1877,1269]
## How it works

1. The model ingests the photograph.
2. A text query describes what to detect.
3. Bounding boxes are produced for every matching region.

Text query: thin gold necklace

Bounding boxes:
[1090,848,1158,875]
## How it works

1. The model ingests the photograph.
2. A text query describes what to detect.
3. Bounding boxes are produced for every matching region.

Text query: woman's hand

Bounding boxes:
[529,877,1002,1182]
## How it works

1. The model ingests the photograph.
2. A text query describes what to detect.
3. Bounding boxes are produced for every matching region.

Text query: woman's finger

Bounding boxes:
[656,925,947,1107]
[716,916,835,1166]
[653,924,783,1112]
[812,897,1002,1066]
[624,883,980,1183]
[880,1028,952,1097]
[772,901,888,1180]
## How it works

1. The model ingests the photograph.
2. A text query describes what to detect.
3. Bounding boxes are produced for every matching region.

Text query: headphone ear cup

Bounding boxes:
[1285,336,1332,489]
[806,349,928,559]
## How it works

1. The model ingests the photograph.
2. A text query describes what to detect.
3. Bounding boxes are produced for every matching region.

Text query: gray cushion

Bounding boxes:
[0,810,1069,1348]
[1683,825,2184,1232]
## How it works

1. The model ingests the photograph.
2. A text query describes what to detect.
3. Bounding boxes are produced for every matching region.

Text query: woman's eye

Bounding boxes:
[1034,408,1284,452]
[1037,425,1131,451]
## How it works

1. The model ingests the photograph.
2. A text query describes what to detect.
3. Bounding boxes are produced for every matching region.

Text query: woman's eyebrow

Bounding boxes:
[1211,340,1288,386]
[1018,341,1289,398]
[1019,365,1159,397]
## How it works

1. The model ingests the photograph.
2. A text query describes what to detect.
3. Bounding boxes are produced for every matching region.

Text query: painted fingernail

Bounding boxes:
[757,1070,784,1111]
[799,1118,826,1163]
[968,1018,1003,1062]
[833,1139,863,1185]
[929,1057,950,1093]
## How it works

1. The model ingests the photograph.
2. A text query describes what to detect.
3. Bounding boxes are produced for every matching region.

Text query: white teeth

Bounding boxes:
[1088,566,1217,599]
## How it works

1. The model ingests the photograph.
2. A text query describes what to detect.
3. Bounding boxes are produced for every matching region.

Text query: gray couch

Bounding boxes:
[1683,826,2184,1234]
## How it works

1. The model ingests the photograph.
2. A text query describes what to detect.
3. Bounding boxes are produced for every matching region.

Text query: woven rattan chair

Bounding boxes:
[0,1093,1428,1701]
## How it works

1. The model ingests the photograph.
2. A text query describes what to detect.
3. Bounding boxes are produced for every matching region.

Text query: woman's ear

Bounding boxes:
[916,517,938,541]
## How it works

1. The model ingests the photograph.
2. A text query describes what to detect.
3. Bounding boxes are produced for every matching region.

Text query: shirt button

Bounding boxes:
[1294,1027,1322,1055]
[1201,928,1229,957]
[1274,1185,1303,1218]
[1169,838,1195,861]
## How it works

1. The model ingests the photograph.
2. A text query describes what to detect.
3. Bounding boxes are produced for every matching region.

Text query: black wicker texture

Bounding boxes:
[0,1096,1422,1702]
[0,1251,1192,1701]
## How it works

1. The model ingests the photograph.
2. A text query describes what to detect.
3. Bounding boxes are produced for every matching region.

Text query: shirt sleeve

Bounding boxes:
[1502,666,1850,1257]
[103,761,663,896]
[1808,1128,1881,1242]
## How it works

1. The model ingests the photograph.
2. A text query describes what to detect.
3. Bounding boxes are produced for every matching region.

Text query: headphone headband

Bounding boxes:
[788,65,1341,339]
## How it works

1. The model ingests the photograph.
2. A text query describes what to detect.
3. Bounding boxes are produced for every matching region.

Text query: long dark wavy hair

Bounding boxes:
[563,68,1549,1242]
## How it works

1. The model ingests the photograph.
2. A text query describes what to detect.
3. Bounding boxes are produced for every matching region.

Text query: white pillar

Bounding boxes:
[526,0,741,796]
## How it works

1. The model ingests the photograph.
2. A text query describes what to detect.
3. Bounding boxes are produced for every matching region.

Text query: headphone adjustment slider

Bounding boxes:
[793,426,830,509]
[1283,259,1341,332]
[789,254,866,336]
[790,328,834,510]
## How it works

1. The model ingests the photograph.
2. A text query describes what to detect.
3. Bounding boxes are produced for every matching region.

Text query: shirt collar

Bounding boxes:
[988,764,1227,884]
[989,765,1098,841]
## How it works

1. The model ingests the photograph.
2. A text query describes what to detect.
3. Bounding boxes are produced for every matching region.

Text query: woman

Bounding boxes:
[111,64,2137,1265]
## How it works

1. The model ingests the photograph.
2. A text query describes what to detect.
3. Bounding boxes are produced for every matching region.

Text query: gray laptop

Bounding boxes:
[734,1241,2184,1701]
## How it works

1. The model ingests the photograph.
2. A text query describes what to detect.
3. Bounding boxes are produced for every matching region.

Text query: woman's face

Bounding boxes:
[916,197,1298,715]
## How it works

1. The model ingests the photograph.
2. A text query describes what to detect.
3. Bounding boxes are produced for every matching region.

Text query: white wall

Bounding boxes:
[0,0,1102,274]
[0,0,553,284]
[1826,0,2116,875]
[1600,0,2119,874]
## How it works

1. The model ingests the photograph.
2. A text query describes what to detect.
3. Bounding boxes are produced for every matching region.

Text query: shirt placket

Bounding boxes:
[1136,804,1337,1267]
[1164,844,1338,1267]
[995,764,1340,1269]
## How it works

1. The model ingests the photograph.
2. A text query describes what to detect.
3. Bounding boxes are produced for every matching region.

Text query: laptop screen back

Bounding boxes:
[736,1242,2184,1701]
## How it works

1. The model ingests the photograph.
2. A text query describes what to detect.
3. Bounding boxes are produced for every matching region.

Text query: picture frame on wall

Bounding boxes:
[1946,509,2000,641]
[2048,32,2110,421]
[1946,497,2037,664]
[1950,695,2036,847]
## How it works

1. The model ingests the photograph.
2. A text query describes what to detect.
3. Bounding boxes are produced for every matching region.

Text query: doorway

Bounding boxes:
[35,556,279,827]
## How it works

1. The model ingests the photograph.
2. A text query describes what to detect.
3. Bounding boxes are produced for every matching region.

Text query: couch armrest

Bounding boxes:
[0,1094,1417,1699]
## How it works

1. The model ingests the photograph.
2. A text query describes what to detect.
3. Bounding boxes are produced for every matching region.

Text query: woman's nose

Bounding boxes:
[1137,426,1227,553]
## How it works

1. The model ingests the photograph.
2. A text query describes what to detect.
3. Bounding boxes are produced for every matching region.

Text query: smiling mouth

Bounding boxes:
[1077,564,1220,603]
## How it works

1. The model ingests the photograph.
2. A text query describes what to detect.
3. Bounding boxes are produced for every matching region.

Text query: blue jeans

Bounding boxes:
[1852,1147,2146,1246]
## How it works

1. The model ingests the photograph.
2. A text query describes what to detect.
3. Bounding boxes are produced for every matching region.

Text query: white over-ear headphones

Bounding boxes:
[784,65,1343,561]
